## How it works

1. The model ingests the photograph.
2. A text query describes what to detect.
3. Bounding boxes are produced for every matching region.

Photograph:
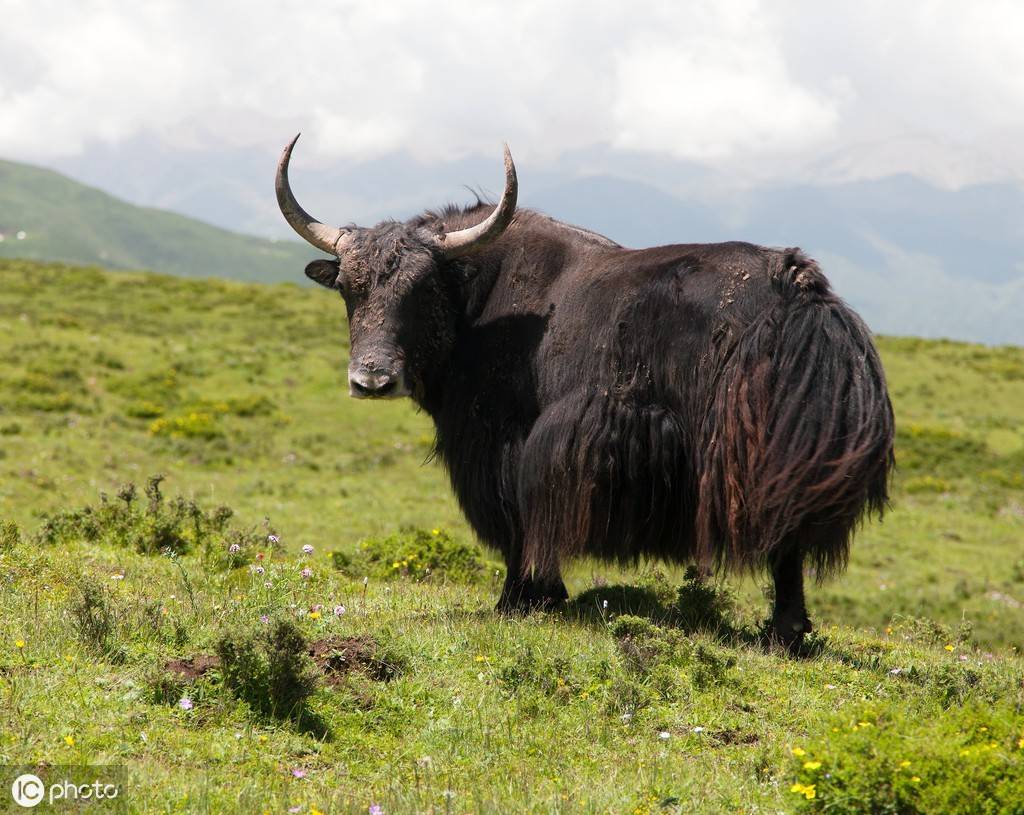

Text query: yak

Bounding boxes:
[276,136,894,649]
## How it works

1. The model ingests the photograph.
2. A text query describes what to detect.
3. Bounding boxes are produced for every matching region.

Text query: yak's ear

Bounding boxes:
[304,259,341,289]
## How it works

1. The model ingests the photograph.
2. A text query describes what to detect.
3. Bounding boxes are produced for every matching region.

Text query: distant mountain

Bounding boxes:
[10,145,1024,344]
[0,158,319,283]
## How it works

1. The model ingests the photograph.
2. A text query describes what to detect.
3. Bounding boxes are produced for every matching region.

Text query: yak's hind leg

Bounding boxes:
[496,546,568,614]
[769,518,851,650]
[768,545,812,650]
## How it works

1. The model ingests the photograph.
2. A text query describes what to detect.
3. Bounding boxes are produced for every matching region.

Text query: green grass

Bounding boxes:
[0,159,317,282]
[1,258,1023,813]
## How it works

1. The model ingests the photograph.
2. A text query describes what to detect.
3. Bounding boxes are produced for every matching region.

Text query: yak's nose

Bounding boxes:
[349,368,399,398]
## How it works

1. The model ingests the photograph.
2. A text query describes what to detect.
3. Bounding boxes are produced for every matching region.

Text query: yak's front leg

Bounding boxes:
[496,545,568,614]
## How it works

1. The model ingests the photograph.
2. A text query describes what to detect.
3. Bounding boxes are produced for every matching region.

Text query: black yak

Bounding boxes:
[276,136,894,648]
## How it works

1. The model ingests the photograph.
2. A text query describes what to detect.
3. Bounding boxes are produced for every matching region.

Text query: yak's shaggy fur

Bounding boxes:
[307,203,895,648]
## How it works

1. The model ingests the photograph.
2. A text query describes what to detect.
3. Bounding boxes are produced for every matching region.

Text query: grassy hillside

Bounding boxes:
[0,159,318,282]
[1,258,1023,813]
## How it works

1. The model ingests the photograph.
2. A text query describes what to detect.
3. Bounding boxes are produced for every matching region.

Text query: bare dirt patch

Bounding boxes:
[310,635,402,684]
[164,654,221,681]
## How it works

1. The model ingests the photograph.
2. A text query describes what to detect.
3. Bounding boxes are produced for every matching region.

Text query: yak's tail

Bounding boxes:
[695,249,894,577]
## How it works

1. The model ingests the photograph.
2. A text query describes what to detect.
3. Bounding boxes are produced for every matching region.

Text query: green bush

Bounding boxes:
[332,526,499,584]
[149,411,222,439]
[672,566,737,635]
[35,476,247,560]
[0,520,19,552]
[216,617,318,720]
[787,704,1024,813]
[69,575,124,661]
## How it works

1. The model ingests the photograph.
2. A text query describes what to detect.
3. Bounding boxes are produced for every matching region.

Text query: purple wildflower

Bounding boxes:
[178,697,194,711]
[268,534,280,544]
[291,768,306,779]
[369,806,384,815]
[228,543,241,554]
[251,565,265,576]
[259,614,270,624]
[302,544,314,555]
[333,605,346,617]
[301,568,312,579]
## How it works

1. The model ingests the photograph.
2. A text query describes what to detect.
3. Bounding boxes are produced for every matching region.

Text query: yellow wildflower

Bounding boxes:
[308,611,321,619]
[944,644,954,652]
[791,746,806,757]
[258,735,268,744]
[1017,737,1024,749]
[790,783,816,800]
[911,776,921,783]
[64,735,75,747]
[474,655,487,662]
[899,760,911,768]
[857,721,873,728]
[803,761,822,770]
[431,529,440,535]
[15,639,25,649]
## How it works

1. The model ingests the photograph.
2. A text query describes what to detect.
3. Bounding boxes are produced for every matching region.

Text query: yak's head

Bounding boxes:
[276,135,517,400]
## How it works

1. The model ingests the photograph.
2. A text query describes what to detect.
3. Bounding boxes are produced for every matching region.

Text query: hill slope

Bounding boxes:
[50,139,1024,344]
[0,158,319,282]
[1,259,1023,812]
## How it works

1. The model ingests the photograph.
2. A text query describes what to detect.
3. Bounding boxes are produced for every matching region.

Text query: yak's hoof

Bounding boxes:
[496,583,568,615]
[769,615,813,653]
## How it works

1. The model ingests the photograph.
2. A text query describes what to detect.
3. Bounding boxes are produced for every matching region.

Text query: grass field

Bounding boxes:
[1,258,1023,813]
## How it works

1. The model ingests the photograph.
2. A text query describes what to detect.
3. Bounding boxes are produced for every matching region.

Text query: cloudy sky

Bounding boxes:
[3,0,1024,190]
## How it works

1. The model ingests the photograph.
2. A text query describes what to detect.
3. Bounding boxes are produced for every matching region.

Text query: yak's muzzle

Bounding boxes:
[349,367,409,399]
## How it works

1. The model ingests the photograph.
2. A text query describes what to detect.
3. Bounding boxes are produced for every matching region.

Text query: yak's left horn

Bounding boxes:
[435,144,518,256]
[276,134,354,256]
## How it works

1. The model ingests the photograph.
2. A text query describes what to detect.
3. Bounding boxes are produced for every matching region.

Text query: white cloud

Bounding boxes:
[1,0,1023,186]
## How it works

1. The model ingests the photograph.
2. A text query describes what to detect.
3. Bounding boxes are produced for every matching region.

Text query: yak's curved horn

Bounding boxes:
[276,134,353,255]
[435,144,518,256]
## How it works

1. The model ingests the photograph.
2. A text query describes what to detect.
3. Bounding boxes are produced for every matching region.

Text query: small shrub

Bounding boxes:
[124,400,165,419]
[69,576,122,660]
[610,613,735,692]
[0,520,19,552]
[671,566,736,635]
[35,476,258,561]
[333,527,499,584]
[149,412,222,439]
[216,617,318,720]
[787,703,1024,814]
[495,646,579,698]
[889,614,972,647]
